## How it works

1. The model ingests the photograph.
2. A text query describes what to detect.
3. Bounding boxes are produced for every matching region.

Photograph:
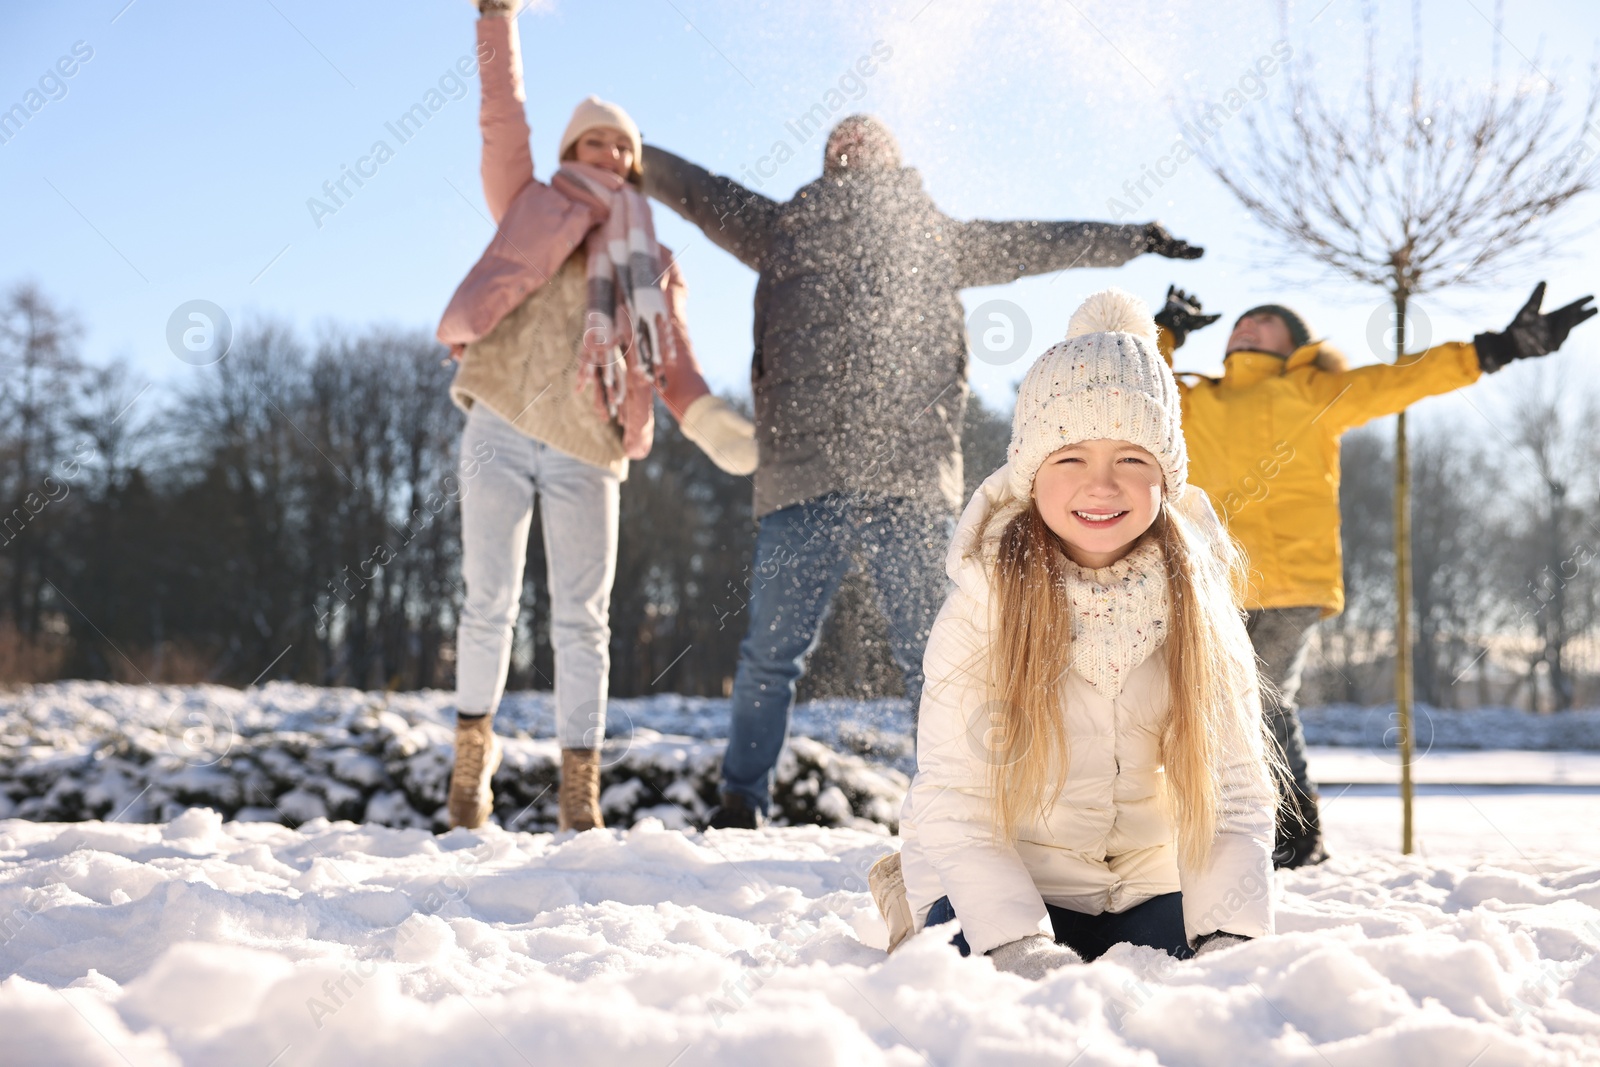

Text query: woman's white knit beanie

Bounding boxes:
[1007,288,1188,500]
[559,96,643,166]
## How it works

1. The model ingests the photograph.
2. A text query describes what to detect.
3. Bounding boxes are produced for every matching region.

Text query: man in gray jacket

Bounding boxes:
[644,115,1204,827]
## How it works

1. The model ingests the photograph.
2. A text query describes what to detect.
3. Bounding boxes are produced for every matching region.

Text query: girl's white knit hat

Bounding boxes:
[1007,288,1188,500]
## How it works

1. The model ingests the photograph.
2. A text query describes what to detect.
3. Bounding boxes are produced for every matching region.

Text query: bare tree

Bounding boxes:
[1569,387,1600,706]
[1198,0,1600,850]
[1409,423,1502,708]
[1304,426,1393,706]
[1496,367,1600,711]
[0,283,85,638]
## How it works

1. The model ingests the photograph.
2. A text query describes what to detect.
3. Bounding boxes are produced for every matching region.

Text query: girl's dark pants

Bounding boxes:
[924,892,1193,961]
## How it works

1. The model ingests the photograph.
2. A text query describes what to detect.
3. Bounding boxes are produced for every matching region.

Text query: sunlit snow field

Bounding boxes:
[2,684,1598,1065]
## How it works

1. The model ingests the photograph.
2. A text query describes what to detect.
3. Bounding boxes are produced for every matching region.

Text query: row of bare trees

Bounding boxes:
[1310,372,1600,711]
[0,281,1012,700]
[0,286,470,689]
[2,280,1598,708]
[0,283,724,693]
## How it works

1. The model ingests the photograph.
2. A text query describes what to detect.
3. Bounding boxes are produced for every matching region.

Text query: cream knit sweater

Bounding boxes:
[448,250,628,479]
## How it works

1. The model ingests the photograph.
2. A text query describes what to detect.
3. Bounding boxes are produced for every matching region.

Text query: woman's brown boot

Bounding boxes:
[558,748,605,831]
[447,715,502,830]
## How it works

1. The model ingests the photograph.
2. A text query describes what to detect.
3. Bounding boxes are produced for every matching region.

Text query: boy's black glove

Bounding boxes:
[1474,282,1597,373]
[1154,285,1222,350]
[1144,222,1204,260]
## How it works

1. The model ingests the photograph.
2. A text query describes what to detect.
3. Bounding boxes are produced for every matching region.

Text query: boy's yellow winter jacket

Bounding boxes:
[1161,333,1482,616]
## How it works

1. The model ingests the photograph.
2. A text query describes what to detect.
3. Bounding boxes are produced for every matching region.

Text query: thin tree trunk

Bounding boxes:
[1547,481,1572,710]
[1393,292,1416,854]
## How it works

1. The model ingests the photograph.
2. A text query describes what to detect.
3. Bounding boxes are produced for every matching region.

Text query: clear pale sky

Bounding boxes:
[4,0,1598,431]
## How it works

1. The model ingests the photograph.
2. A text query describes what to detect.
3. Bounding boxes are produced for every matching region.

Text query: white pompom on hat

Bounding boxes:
[559,96,643,170]
[1007,288,1188,500]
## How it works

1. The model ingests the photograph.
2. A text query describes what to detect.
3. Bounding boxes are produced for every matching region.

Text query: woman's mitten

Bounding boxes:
[680,394,758,475]
[987,934,1082,979]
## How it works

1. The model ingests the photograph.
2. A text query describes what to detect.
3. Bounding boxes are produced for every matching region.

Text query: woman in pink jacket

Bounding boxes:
[438,0,755,833]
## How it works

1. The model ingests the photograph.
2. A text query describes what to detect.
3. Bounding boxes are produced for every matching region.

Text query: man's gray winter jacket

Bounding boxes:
[643,147,1155,518]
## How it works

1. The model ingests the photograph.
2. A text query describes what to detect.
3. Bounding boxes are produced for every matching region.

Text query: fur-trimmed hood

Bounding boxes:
[1284,339,1349,373]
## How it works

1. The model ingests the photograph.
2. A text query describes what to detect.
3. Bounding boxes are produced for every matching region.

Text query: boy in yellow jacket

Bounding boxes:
[1155,284,1595,868]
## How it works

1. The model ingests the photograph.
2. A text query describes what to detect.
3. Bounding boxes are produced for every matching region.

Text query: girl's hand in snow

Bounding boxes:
[1192,932,1251,957]
[987,934,1082,979]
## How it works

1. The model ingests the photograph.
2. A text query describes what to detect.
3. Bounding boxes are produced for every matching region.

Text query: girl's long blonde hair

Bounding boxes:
[983,494,1275,869]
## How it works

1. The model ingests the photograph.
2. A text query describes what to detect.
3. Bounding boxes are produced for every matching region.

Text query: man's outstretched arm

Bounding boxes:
[641,145,781,272]
[951,219,1201,289]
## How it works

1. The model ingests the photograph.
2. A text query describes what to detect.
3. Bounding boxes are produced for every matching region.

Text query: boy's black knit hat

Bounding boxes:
[1236,304,1313,351]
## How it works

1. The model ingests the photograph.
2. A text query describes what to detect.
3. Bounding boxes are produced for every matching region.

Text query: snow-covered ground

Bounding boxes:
[1304,747,1600,859]
[2,809,1598,1065]
[1309,747,1600,786]
[2,683,1599,1064]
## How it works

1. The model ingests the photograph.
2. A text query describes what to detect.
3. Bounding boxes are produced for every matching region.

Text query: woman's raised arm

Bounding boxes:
[475,8,534,224]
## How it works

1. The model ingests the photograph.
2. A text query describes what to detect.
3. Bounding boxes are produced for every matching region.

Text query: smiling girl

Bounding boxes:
[873,289,1278,976]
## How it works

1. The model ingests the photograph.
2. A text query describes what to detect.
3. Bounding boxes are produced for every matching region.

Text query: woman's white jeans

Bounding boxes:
[455,403,618,750]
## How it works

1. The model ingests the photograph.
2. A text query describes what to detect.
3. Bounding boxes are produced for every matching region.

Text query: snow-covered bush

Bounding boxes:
[0,682,907,832]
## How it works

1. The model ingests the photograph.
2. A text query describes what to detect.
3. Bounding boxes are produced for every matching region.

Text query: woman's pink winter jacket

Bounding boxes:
[436,15,710,423]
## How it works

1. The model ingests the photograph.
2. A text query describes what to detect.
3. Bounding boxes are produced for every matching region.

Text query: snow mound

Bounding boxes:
[0,815,1595,1065]
[0,683,908,833]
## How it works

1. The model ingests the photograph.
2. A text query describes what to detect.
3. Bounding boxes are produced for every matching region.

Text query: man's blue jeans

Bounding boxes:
[721,493,953,812]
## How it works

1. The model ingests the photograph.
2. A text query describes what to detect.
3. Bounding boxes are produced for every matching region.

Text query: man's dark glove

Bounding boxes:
[1154,285,1222,349]
[1474,282,1597,373]
[1144,222,1204,260]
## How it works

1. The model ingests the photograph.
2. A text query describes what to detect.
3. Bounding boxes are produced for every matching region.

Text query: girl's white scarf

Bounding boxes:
[1060,537,1171,700]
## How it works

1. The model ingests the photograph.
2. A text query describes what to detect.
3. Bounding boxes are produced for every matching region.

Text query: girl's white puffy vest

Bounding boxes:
[898,466,1276,957]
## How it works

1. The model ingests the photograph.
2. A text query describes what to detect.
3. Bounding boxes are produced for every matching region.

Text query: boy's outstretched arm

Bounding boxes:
[1314,282,1598,435]
[640,146,780,272]
[951,219,1202,290]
